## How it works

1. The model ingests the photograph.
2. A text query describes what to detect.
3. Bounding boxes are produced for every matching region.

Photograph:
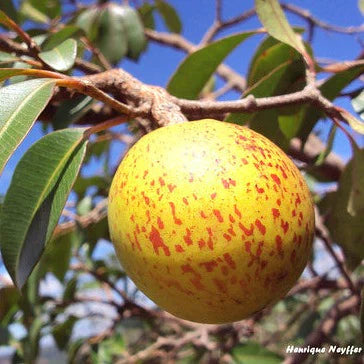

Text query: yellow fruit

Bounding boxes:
[108,119,314,324]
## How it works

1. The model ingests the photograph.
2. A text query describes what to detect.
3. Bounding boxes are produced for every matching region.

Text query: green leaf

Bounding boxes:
[63,277,78,301]
[0,78,56,175]
[73,175,109,198]
[348,145,364,216]
[225,37,306,147]
[324,152,364,270]
[39,39,77,72]
[297,64,364,142]
[0,0,17,22]
[115,5,147,60]
[22,0,60,21]
[97,334,125,362]
[352,90,364,121]
[0,286,20,322]
[68,338,85,364]
[0,128,87,289]
[255,0,306,57]
[42,26,83,51]
[76,7,100,41]
[33,230,76,282]
[96,5,128,64]
[155,0,182,33]
[231,342,283,364]
[52,95,94,130]
[138,3,155,29]
[20,2,48,24]
[77,195,92,216]
[168,31,257,99]
[52,315,78,350]
[315,124,337,166]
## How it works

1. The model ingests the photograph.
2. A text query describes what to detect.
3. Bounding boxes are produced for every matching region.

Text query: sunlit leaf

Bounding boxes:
[0,78,56,174]
[39,39,77,72]
[168,31,257,99]
[0,128,87,288]
[352,90,364,120]
[255,0,306,57]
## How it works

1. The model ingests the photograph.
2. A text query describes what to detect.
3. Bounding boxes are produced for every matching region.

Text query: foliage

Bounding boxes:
[0,0,363,362]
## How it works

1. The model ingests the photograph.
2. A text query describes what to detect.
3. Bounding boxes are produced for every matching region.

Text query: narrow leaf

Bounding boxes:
[348,145,364,216]
[168,31,257,99]
[0,128,87,288]
[341,109,364,135]
[39,39,77,72]
[315,124,337,166]
[255,0,306,56]
[0,78,56,174]
[155,0,181,33]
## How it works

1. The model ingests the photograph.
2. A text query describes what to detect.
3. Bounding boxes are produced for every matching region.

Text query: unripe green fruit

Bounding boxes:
[108,119,315,324]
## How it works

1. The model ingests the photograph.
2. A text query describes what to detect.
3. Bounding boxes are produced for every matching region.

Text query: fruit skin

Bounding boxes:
[108,119,315,324]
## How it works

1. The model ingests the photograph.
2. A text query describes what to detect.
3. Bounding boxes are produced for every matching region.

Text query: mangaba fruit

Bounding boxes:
[108,119,314,324]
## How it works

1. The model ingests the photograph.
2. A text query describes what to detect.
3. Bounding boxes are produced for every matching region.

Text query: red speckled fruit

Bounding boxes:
[108,119,315,324]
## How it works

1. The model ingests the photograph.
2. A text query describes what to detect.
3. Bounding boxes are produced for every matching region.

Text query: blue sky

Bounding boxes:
[0,0,363,194]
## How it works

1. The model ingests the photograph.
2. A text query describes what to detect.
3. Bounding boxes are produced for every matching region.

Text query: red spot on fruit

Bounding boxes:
[272,208,280,218]
[167,184,176,192]
[295,193,301,207]
[280,219,289,234]
[159,177,165,186]
[255,219,266,235]
[182,197,189,205]
[245,240,251,253]
[229,214,235,223]
[239,222,254,236]
[157,216,164,229]
[211,192,217,199]
[223,253,236,269]
[149,226,170,256]
[242,158,248,165]
[183,228,193,246]
[271,174,281,185]
[290,249,296,263]
[234,205,242,219]
[223,233,231,241]
[198,239,205,249]
[200,211,207,219]
[213,278,227,293]
[193,193,198,200]
[275,235,284,258]
[143,170,149,179]
[199,260,218,272]
[169,202,182,225]
[221,266,229,276]
[221,178,229,189]
[175,244,184,253]
[255,184,264,193]
[213,209,224,223]
[141,191,150,205]
[277,199,281,206]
